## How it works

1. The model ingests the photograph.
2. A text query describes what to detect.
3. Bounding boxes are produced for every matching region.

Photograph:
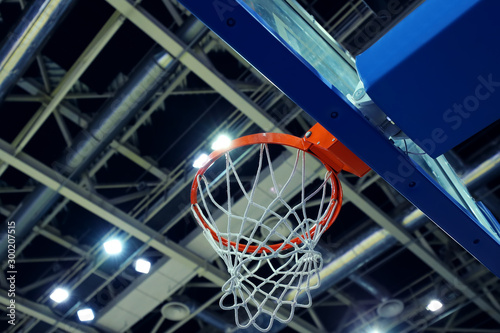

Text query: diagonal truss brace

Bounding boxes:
[0,138,320,333]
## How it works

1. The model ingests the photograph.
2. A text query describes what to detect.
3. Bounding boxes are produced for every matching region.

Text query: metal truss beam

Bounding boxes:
[0,138,227,286]
[105,0,279,132]
[0,205,12,217]
[5,62,203,304]
[340,178,500,324]
[18,271,65,294]
[0,138,320,333]
[0,290,97,333]
[162,0,183,26]
[5,85,260,102]
[17,78,171,182]
[0,183,160,194]
[33,225,88,257]
[109,141,168,181]
[0,11,125,177]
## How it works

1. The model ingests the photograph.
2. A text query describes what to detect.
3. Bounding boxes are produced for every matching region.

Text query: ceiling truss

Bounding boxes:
[0,0,499,332]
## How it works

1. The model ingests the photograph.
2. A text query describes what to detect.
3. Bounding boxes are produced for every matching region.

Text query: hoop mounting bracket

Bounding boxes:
[304,123,371,177]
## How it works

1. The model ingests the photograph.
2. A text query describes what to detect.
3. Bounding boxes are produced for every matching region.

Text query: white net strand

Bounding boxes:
[191,143,339,332]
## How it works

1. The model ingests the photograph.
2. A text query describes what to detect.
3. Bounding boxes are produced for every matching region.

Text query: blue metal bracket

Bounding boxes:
[179,0,500,276]
[357,0,500,158]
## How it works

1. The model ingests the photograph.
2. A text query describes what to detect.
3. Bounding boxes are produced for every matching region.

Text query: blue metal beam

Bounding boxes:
[178,0,500,276]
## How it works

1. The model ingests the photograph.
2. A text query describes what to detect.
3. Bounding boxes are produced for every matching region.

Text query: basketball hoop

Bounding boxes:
[191,126,370,332]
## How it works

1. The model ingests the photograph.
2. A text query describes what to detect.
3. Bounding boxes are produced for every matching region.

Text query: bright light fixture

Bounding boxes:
[426,299,443,312]
[135,259,151,274]
[77,308,95,322]
[211,134,231,150]
[50,288,69,303]
[193,153,209,168]
[103,239,122,255]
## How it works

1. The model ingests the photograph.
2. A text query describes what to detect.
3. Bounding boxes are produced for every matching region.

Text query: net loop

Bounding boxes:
[191,133,342,332]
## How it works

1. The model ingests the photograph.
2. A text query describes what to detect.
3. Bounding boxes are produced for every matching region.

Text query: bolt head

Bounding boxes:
[353,88,365,101]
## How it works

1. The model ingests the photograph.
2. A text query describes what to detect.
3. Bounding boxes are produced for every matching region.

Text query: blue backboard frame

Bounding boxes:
[357,0,500,158]
[179,0,500,276]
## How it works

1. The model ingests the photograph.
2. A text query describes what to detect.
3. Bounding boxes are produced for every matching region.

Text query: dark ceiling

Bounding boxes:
[0,0,499,332]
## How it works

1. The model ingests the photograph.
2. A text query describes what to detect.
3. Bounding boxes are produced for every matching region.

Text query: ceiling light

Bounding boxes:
[161,302,191,321]
[211,134,232,150]
[135,259,151,274]
[77,308,95,322]
[377,299,404,318]
[426,299,443,312]
[50,288,69,303]
[193,153,209,168]
[103,239,122,254]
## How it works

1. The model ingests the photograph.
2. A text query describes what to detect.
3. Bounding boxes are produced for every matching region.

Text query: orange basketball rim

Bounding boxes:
[190,123,371,254]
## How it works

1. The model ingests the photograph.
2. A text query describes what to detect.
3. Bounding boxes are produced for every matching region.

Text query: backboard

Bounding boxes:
[180,0,500,278]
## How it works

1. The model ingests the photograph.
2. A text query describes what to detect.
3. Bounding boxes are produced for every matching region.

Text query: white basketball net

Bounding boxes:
[191,143,339,332]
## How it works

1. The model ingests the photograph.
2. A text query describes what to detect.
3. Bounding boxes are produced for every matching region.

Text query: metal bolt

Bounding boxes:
[353,88,365,101]
[226,18,236,27]
[331,112,339,119]
[305,131,312,138]
[409,181,416,188]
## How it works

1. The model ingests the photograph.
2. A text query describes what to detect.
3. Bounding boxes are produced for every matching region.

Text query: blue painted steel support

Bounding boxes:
[357,0,500,157]
[178,0,500,276]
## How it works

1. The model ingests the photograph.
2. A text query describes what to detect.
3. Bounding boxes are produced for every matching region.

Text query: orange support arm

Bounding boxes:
[304,123,371,177]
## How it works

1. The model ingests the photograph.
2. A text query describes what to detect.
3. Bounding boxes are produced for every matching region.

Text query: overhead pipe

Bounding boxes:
[0,17,205,256]
[463,151,500,190]
[0,0,76,103]
[349,272,390,302]
[317,243,392,302]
